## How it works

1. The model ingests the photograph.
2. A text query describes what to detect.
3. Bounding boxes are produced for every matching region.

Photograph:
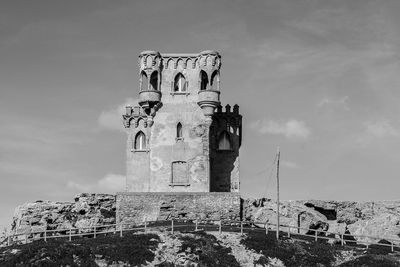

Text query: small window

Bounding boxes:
[176,122,183,139]
[150,71,158,90]
[218,131,232,150]
[134,131,146,150]
[141,72,148,91]
[174,73,186,92]
[200,70,208,90]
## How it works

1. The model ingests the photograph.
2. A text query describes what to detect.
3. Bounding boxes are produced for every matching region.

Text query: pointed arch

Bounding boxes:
[211,70,219,90]
[186,58,192,69]
[177,122,183,139]
[150,71,158,90]
[145,55,153,67]
[134,131,146,150]
[141,71,148,91]
[174,73,186,92]
[218,131,232,150]
[200,70,208,90]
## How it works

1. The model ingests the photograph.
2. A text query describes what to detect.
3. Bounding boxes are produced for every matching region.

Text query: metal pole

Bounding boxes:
[391,242,394,252]
[94,226,96,239]
[265,222,268,234]
[7,236,10,246]
[288,226,291,238]
[120,224,123,237]
[341,234,344,246]
[69,228,72,241]
[315,230,318,241]
[171,219,174,234]
[44,231,47,242]
[276,147,280,240]
[195,219,198,231]
[25,235,28,244]
[219,220,222,234]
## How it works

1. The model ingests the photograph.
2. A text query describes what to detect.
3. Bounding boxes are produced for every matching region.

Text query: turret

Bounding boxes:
[138,51,162,126]
[197,50,221,119]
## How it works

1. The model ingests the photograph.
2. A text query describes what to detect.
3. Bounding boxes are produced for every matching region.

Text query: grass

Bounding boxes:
[0,232,159,266]
[241,230,341,267]
[178,231,240,267]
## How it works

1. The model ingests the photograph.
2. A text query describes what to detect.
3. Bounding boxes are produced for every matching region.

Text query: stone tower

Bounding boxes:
[122,50,242,193]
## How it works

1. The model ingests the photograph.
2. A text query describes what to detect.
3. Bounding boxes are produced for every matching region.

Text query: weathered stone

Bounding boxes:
[116,192,241,225]
[10,193,116,235]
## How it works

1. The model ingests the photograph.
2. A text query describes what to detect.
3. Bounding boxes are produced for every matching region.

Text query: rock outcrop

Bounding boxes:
[243,198,400,244]
[9,194,400,246]
[11,193,116,236]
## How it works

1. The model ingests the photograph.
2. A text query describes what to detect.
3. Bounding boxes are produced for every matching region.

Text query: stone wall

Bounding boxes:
[116,192,241,225]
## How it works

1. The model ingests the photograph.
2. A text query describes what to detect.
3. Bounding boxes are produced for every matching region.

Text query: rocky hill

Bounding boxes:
[8,194,400,246]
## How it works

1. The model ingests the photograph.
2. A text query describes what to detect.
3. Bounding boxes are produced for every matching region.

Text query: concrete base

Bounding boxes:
[116,192,241,225]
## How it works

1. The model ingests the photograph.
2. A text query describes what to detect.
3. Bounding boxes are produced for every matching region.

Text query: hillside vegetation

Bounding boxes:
[1,228,400,266]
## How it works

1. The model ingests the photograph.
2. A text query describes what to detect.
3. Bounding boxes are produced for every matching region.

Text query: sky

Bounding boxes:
[1,0,400,230]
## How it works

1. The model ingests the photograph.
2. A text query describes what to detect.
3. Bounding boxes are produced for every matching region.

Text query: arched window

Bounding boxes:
[141,72,148,91]
[210,71,219,90]
[134,131,146,150]
[174,73,186,92]
[200,70,208,90]
[177,122,183,139]
[218,131,232,150]
[150,71,158,90]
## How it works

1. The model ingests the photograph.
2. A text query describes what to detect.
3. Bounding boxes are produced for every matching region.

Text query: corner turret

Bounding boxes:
[197,50,221,119]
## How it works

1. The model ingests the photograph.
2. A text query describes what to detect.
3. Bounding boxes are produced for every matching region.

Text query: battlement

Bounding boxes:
[122,106,148,128]
[138,50,221,71]
[215,104,241,116]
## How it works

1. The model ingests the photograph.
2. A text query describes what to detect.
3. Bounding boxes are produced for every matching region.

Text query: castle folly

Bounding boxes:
[116,51,242,223]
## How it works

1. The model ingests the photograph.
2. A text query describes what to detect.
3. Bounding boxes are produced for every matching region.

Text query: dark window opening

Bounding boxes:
[174,73,186,92]
[218,131,232,150]
[150,71,158,90]
[134,131,146,150]
[177,122,183,139]
[141,72,148,91]
[200,70,208,90]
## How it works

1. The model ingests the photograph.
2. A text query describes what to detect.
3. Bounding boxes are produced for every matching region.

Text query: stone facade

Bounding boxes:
[122,50,242,193]
[116,192,241,225]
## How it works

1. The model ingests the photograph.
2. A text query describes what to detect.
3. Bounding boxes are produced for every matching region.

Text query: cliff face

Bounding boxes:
[10,195,400,245]
[11,193,116,236]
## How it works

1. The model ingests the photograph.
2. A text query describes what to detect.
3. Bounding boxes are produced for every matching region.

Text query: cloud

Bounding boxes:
[356,119,398,145]
[67,173,126,194]
[365,120,398,138]
[98,98,137,132]
[251,119,311,139]
[281,161,299,169]
[317,96,349,110]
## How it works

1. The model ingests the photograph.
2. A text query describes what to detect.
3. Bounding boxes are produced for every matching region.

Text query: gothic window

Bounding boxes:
[210,70,219,90]
[174,73,187,92]
[218,131,232,150]
[141,72,148,91]
[176,122,183,139]
[150,71,158,90]
[134,131,146,150]
[200,70,208,90]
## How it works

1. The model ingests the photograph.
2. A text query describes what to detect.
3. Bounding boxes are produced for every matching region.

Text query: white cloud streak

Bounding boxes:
[251,119,311,139]
[357,119,398,145]
[67,173,126,194]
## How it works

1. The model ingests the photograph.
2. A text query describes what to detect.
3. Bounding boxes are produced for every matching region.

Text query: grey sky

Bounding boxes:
[1,0,400,230]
